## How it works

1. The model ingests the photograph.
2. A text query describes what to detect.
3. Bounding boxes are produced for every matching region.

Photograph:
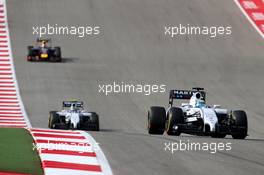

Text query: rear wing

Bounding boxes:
[169,88,206,105]
[37,38,51,43]
[36,38,52,46]
[62,101,83,108]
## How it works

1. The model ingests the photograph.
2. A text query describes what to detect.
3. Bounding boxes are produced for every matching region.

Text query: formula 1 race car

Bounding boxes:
[48,100,99,131]
[27,38,62,62]
[147,87,248,139]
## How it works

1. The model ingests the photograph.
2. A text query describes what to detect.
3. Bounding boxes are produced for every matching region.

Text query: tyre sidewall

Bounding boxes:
[166,107,184,135]
[148,106,166,134]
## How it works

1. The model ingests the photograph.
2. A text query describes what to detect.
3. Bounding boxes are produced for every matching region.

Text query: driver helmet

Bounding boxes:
[195,99,206,108]
[41,41,47,48]
[70,103,78,111]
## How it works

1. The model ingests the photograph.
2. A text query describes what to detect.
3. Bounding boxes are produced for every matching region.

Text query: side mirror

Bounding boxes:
[213,104,221,108]
[181,103,189,106]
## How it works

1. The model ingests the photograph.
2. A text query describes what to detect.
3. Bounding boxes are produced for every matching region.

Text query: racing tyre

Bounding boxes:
[147,106,166,135]
[48,111,60,129]
[211,124,226,138]
[27,46,34,61]
[54,47,62,62]
[211,133,226,138]
[90,113,100,131]
[231,110,248,139]
[166,107,184,136]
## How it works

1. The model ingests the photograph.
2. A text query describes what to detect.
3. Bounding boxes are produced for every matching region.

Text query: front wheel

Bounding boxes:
[27,46,34,61]
[53,47,62,62]
[48,111,59,129]
[147,106,166,135]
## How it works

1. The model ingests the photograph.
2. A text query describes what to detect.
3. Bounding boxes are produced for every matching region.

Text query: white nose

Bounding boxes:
[70,113,80,129]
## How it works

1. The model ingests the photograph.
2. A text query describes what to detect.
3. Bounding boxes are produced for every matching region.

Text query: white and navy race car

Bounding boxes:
[49,100,99,131]
[147,87,248,139]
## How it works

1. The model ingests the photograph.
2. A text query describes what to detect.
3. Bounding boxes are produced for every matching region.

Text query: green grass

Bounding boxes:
[0,128,43,175]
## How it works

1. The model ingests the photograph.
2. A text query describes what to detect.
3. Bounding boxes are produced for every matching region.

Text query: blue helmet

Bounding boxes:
[195,100,206,108]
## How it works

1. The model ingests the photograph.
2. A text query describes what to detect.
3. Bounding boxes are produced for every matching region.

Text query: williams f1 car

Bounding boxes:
[27,38,62,62]
[49,100,99,131]
[147,87,248,139]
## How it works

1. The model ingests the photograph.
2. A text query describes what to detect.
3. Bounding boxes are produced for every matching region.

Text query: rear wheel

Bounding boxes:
[53,47,62,62]
[231,110,248,139]
[27,46,34,61]
[166,107,184,136]
[48,111,59,129]
[147,106,166,135]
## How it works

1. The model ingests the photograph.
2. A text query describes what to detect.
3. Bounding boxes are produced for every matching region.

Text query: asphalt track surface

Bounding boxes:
[7,0,264,175]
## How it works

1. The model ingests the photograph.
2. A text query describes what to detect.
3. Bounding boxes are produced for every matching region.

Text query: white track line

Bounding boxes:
[34,136,92,143]
[0,0,31,127]
[40,154,99,165]
[82,131,113,175]
[30,129,113,175]
[44,168,104,175]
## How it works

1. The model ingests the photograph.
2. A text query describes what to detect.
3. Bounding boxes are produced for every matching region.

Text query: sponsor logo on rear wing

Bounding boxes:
[37,37,51,42]
[169,89,206,100]
[62,101,83,108]
[169,90,194,100]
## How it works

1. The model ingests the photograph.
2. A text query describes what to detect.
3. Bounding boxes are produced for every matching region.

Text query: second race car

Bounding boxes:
[48,100,99,131]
